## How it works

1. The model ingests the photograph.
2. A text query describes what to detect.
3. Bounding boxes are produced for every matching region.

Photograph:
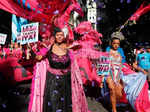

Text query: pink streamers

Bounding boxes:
[74,21,102,44]
[129,1,150,21]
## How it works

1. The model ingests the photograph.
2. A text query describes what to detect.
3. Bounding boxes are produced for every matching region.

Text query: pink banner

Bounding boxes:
[0,0,72,24]
[129,1,150,21]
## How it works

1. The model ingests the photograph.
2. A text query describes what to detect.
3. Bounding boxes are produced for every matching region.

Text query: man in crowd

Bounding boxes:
[133,44,150,83]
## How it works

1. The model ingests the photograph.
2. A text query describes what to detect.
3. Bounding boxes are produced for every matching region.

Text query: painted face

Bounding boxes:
[55,32,65,44]
[112,39,120,50]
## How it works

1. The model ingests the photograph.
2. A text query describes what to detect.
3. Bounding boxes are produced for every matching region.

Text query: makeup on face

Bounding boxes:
[55,32,65,44]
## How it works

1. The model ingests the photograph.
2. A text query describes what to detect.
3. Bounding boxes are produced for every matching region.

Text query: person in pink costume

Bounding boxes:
[0,43,32,84]
[73,21,103,85]
[28,26,90,112]
[0,56,33,84]
[12,42,22,59]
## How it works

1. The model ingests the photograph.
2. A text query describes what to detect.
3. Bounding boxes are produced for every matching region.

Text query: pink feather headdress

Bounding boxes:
[74,21,103,44]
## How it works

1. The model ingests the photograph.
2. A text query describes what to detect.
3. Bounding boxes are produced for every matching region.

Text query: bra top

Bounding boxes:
[110,51,122,65]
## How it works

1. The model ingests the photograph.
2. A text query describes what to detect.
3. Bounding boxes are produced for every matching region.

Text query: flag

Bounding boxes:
[11,14,28,42]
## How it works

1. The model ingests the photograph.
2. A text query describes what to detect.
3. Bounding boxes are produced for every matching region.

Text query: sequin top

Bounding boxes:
[47,47,71,69]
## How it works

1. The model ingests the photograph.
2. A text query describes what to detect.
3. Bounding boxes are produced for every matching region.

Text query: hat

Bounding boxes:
[111,31,125,40]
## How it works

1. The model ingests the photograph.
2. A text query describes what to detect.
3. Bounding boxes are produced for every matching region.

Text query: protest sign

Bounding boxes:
[21,22,39,44]
[96,53,110,76]
[0,33,7,45]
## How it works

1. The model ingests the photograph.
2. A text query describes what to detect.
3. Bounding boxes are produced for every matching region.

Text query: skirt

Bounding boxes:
[43,71,72,112]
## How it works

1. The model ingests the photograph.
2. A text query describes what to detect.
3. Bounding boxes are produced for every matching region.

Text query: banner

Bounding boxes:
[20,22,39,45]
[0,33,7,45]
[12,14,28,43]
[96,55,110,76]
[129,1,150,21]
[0,0,72,24]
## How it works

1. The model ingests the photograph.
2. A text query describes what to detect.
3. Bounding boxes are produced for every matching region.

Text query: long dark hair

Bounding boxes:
[53,27,66,44]
[53,27,62,37]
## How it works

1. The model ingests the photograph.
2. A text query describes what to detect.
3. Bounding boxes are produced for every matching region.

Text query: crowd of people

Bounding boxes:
[0,1,150,112]
[0,23,150,112]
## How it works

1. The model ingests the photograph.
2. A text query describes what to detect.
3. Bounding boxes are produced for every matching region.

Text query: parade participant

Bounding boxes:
[26,43,33,60]
[134,44,145,56]
[105,37,124,112]
[28,26,89,112]
[105,38,150,112]
[106,32,126,63]
[0,44,10,59]
[133,44,150,82]
[12,41,22,59]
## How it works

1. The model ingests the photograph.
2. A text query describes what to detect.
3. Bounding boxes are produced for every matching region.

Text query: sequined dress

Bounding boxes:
[43,48,72,112]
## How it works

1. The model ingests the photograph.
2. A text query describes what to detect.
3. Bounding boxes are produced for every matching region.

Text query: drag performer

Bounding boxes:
[28,26,90,112]
[28,15,105,111]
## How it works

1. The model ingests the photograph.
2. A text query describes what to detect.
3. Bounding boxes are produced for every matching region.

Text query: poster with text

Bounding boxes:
[96,54,110,76]
[21,22,39,45]
[0,33,7,45]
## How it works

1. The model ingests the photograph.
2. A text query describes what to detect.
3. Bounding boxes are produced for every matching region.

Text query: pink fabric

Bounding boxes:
[75,48,107,59]
[135,82,150,112]
[12,48,22,59]
[54,3,83,41]
[0,0,83,42]
[39,2,83,41]
[119,90,128,104]
[74,21,93,34]
[28,60,47,112]
[129,1,150,21]
[70,52,89,112]
[77,57,93,84]
[121,63,150,110]
[28,51,89,112]
[47,61,71,76]
[122,63,136,75]
[3,48,10,56]
[36,47,48,56]
[0,57,32,83]
[74,21,102,44]
[71,21,106,85]
[77,57,102,85]
[0,0,72,24]
[75,51,108,85]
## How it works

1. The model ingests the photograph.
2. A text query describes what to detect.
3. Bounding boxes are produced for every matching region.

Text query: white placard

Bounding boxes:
[20,22,39,45]
[96,55,110,76]
[0,33,7,45]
